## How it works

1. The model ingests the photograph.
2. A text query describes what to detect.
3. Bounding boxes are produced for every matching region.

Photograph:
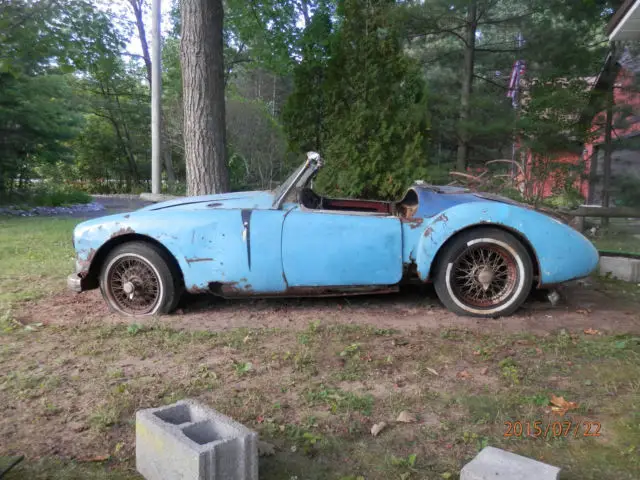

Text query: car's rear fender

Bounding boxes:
[415,202,599,286]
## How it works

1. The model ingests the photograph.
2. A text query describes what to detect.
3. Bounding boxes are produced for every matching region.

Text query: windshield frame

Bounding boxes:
[272,162,306,205]
[272,153,323,209]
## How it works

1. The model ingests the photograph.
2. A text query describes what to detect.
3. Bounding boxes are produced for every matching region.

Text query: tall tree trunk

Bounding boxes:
[456,1,477,172]
[181,0,229,195]
[129,0,176,186]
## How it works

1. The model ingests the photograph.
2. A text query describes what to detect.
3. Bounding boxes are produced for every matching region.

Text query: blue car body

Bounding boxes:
[70,180,599,298]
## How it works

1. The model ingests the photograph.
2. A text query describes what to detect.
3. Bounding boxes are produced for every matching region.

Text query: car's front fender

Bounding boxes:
[73,213,194,284]
[415,202,599,286]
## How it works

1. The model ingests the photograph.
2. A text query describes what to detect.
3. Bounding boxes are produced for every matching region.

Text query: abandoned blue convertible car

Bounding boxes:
[68,152,599,318]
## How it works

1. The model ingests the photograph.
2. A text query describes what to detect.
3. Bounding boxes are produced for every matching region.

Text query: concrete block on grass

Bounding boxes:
[136,399,258,480]
[461,446,560,480]
[599,255,640,283]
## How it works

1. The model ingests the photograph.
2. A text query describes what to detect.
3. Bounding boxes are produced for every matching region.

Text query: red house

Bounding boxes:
[515,49,640,206]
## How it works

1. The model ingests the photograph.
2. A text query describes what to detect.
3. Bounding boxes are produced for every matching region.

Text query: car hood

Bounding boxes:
[139,190,275,212]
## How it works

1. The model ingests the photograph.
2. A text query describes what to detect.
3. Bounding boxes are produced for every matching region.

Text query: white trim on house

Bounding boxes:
[610,0,640,41]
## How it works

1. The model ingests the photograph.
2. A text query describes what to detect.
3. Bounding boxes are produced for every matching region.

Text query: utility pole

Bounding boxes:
[151,0,162,194]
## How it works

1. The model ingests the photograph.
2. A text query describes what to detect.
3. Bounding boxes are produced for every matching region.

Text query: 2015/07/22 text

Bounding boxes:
[504,421,601,439]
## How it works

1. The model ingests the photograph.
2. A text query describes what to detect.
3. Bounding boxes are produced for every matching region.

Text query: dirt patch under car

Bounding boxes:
[15,278,640,335]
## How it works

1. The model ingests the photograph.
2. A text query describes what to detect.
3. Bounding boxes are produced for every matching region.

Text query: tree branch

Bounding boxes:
[473,73,508,90]
[476,47,522,53]
[409,26,468,47]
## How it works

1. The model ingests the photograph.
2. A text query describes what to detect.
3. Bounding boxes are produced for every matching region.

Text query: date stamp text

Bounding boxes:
[504,421,601,439]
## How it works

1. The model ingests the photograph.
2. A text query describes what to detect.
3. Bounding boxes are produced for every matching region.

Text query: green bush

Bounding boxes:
[31,188,92,207]
[0,185,92,207]
[544,189,584,210]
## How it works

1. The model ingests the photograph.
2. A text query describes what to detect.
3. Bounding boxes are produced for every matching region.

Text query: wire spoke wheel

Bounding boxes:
[451,243,518,308]
[106,255,161,315]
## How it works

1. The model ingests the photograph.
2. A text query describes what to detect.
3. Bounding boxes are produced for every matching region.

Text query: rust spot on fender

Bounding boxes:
[434,213,448,224]
[401,217,424,229]
[185,257,214,264]
[423,226,434,238]
[110,227,135,238]
[77,248,97,272]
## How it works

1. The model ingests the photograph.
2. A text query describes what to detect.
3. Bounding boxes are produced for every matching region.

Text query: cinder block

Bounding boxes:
[136,399,258,480]
[460,446,560,480]
[599,256,640,283]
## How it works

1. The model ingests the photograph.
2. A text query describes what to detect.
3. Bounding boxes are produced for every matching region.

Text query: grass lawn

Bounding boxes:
[0,217,78,314]
[1,216,639,479]
[593,232,640,255]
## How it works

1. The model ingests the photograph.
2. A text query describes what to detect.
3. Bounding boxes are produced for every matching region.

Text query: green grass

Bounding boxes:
[0,217,78,313]
[593,233,640,255]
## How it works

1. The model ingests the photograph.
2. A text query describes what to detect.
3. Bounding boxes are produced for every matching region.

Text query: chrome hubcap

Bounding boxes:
[477,267,494,291]
[123,281,135,295]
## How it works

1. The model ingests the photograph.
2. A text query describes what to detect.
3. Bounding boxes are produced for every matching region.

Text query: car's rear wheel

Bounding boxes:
[100,242,183,316]
[433,228,533,318]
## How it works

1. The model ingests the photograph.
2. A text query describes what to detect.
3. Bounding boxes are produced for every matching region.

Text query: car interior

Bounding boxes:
[298,186,420,219]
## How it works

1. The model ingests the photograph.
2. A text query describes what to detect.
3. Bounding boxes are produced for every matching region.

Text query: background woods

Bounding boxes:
[0,0,635,205]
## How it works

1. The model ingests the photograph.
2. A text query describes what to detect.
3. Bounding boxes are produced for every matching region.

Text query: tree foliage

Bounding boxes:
[0,0,632,204]
[285,0,430,199]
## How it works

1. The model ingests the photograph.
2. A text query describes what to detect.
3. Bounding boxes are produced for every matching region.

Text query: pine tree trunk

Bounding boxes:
[181,0,229,196]
[456,1,477,172]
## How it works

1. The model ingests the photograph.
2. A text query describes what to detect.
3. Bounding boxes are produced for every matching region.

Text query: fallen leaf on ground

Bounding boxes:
[576,308,591,315]
[371,422,387,437]
[549,394,579,416]
[584,328,601,335]
[396,411,417,423]
[258,440,275,456]
[80,455,110,462]
[243,335,250,344]
[426,367,439,376]
[480,367,489,375]
[456,370,472,379]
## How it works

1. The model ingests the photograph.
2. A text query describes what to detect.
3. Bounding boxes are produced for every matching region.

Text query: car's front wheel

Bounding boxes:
[433,228,533,318]
[100,242,183,316]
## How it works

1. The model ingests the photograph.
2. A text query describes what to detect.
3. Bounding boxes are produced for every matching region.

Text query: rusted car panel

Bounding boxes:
[69,152,599,315]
